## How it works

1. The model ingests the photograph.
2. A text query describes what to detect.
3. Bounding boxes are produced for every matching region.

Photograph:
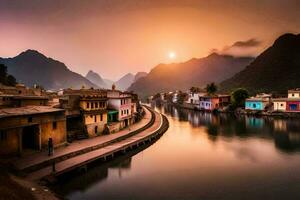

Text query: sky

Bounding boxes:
[0,0,299,80]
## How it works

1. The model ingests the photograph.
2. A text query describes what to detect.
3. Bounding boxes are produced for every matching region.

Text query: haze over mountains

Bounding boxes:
[0,50,98,90]
[1,33,299,96]
[85,70,108,88]
[128,53,254,97]
[219,33,300,94]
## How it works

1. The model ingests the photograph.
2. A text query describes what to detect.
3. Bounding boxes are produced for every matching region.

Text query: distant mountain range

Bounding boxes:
[0,50,98,90]
[219,33,300,94]
[128,53,254,97]
[85,70,108,89]
[85,71,147,91]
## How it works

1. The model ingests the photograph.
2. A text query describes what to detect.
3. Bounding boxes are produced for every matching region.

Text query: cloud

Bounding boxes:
[212,38,263,57]
[231,38,262,48]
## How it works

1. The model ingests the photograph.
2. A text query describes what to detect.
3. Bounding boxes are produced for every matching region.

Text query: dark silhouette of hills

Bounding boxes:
[0,50,98,90]
[85,70,108,88]
[128,53,253,97]
[220,33,300,94]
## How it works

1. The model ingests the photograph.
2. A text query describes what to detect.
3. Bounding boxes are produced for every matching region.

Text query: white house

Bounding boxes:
[172,91,179,103]
[186,91,206,108]
[273,98,287,112]
[288,89,300,98]
[107,87,133,128]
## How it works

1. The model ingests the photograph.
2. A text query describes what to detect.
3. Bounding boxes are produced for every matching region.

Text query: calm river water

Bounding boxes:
[55,104,300,200]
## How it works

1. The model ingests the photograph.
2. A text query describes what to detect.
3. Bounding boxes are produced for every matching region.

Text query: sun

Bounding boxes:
[168,51,176,59]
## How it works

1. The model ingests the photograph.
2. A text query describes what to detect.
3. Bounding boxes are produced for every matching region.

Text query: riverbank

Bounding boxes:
[2,106,169,200]
[156,101,300,118]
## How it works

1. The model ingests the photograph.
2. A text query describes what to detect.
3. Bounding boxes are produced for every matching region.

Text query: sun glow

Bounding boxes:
[168,51,176,59]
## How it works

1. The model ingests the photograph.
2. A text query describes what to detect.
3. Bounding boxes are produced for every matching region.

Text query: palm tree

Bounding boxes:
[206,82,217,95]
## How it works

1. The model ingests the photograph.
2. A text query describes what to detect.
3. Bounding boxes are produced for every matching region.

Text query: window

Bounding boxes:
[90,115,93,118]
[121,110,123,115]
[253,104,256,108]
[94,115,97,122]
[281,103,284,107]
[127,110,129,114]
[87,102,90,108]
[91,102,94,109]
[292,93,295,97]
[95,102,98,108]
[100,114,103,121]
[52,121,57,130]
[28,117,33,123]
[0,131,7,141]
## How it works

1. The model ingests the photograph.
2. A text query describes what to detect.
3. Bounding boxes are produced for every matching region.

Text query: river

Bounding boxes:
[54,103,300,200]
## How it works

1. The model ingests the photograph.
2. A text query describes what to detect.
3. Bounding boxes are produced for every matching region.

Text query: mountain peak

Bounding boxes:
[85,70,107,88]
[273,33,300,49]
[220,32,300,94]
[17,49,46,58]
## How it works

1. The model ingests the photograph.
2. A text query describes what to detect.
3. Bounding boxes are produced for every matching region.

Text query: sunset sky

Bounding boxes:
[0,0,299,80]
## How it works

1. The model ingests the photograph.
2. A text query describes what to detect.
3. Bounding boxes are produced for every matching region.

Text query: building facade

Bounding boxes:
[199,95,231,111]
[245,93,271,111]
[0,106,66,156]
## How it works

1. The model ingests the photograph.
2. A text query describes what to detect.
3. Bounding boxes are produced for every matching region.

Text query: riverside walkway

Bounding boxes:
[12,106,169,181]
[12,106,154,172]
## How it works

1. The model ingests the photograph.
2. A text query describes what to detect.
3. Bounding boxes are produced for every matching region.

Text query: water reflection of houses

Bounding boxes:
[161,104,300,153]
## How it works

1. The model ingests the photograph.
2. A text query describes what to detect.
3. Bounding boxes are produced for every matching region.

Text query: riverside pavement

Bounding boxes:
[12,107,153,172]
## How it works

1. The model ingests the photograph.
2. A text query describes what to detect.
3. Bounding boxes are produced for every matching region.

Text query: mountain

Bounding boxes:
[115,73,135,91]
[85,70,108,88]
[128,53,254,97]
[220,33,300,95]
[103,78,114,89]
[134,72,148,82]
[0,50,98,90]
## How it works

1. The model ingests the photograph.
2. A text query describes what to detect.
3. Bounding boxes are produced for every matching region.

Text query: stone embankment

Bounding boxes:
[11,105,169,181]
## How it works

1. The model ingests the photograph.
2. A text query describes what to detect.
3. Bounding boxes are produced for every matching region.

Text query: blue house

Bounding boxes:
[245,94,271,111]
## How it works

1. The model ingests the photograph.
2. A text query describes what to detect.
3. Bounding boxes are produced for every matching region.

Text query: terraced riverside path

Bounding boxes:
[12,106,168,181]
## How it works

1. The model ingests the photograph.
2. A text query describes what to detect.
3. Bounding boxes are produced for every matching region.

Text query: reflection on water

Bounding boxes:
[56,104,300,200]
[160,103,300,153]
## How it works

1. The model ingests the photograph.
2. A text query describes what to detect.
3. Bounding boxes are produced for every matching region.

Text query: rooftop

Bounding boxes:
[0,106,64,118]
[273,98,300,101]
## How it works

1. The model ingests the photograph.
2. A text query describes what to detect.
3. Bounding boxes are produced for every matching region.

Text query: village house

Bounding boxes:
[186,90,206,109]
[273,89,300,112]
[60,88,108,139]
[245,93,272,111]
[0,106,66,156]
[0,95,49,108]
[288,89,300,98]
[199,94,231,111]
[79,92,108,137]
[107,85,136,132]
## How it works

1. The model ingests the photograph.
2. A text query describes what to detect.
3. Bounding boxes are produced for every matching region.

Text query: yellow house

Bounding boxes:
[79,94,108,137]
[0,106,66,156]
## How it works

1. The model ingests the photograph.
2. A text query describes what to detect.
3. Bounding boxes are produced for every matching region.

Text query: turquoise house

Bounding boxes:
[245,94,272,111]
[245,99,267,111]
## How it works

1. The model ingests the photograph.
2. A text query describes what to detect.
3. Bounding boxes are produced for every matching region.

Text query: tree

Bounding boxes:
[0,64,7,84]
[206,82,217,95]
[0,64,17,86]
[177,91,188,105]
[231,88,249,108]
[6,75,17,86]
[190,86,201,93]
